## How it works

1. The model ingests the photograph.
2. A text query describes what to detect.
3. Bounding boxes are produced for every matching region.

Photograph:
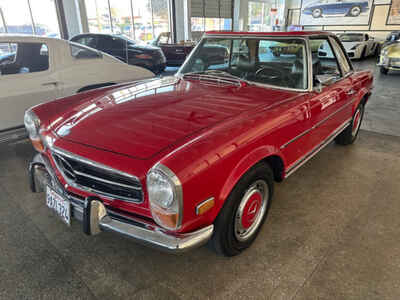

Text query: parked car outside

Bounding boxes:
[377,41,400,74]
[150,32,196,66]
[0,35,154,138]
[302,0,369,18]
[26,31,373,256]
[71,33,166,74]
[319,33,378,59]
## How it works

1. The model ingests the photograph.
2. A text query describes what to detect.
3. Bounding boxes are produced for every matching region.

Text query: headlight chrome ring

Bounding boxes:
[147,163,183,231]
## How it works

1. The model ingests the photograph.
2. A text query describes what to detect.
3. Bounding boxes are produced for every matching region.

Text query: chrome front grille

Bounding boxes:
[52,148,143,203]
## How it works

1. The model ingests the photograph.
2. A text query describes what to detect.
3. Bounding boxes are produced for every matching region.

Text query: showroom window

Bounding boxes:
[190,0,233,34]
[248,1,272,32]
[0,0,60,37]
[84,0,171,43]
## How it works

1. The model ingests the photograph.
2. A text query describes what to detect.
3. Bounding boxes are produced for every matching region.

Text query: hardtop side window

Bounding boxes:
[0,42,49,76]
[310,37,342,84]
[329,37,352,76]
[256,39,307,90]
[70,44,101,59]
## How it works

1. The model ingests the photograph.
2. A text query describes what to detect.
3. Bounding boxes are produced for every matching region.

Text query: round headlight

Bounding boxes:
[24,110,41,140]
[24,110,45,152]
[147,170,175,209]
[147,164,182,231]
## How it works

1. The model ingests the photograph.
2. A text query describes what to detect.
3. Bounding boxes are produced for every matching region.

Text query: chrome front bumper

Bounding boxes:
[29,153,213,253]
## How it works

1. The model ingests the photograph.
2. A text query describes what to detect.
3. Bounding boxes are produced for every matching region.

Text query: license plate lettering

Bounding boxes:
[46,186,71,225]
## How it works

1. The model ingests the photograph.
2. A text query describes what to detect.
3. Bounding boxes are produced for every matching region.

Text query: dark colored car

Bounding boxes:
[71,33,166,74]
[302,0,369,18]
[150,32,196,66]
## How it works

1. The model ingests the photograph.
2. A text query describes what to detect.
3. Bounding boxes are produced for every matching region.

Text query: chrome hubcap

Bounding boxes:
[352,108,362,137]
[351,7,360,15]
[234,180,268,242]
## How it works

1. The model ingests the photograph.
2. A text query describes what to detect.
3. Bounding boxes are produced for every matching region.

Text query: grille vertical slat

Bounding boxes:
[52,150,143,203]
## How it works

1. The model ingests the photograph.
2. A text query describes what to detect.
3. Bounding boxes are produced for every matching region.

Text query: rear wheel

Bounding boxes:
[210,162,274,256]
[335,104,364,145]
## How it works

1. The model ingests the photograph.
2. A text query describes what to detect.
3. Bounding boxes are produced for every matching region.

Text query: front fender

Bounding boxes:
[217,145,285,213]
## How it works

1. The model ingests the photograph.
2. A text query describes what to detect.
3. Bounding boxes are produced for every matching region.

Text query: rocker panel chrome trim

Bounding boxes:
[285,118,352,178]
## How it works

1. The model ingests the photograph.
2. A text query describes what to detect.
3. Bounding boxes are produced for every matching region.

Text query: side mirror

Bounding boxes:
[314,74,337,93]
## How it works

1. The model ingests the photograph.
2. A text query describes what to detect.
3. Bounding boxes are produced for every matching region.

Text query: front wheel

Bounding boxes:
[360,47,366,60]
[335,104,364,145]
[210,163,274,256]
[349,5,362,17]
[380,66,389,75]
[312,8,322,18]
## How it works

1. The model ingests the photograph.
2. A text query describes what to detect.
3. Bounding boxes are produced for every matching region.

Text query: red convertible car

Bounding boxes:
[26,31,373,256]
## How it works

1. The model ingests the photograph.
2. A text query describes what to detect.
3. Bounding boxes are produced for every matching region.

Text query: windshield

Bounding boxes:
[179,37,308,90]
[338,34,364,42]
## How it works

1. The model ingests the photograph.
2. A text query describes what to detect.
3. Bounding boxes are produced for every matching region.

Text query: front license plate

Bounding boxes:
[46,186,71,226]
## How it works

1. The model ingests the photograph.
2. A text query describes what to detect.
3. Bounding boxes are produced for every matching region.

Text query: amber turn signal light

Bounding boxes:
[31,138,45,153]
[196,197,215,215]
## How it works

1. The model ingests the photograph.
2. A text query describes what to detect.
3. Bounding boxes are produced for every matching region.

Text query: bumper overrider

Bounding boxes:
[29,153,213,253]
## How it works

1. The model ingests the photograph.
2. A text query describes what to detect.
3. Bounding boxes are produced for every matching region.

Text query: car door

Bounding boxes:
[57,43,105,97]
[307,37,354,148]
[0,41,58,130]
[364,34,376,56]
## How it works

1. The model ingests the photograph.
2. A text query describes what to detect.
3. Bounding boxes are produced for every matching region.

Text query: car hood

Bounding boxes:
[342,41,363,51]
[53,76,297,160]
[384,43,400,57]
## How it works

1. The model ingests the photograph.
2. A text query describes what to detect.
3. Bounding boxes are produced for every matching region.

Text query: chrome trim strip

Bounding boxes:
[51,147,143,203]
[281,100,354,150]
[285,118,352,178]
[195,197,215,215]
[73,170,141,191]
[99,216,214,254]
[182,74,242,87]
[52,147,141,182]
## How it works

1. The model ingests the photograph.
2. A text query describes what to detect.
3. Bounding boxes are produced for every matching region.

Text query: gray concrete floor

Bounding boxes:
[355,57,400,137]
[1,59,400,300]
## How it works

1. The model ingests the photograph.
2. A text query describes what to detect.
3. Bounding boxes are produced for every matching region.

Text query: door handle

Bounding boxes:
[42,81,59,86]
[346,89,356,95]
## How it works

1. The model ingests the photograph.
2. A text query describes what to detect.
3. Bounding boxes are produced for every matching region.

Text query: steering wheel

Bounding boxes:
[254,66,296,87]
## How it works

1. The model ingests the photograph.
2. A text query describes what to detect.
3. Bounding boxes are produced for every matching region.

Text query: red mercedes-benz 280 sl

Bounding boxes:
[26,31,373,256]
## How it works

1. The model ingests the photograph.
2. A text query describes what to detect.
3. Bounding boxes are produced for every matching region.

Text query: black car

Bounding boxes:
[70,33,166,74]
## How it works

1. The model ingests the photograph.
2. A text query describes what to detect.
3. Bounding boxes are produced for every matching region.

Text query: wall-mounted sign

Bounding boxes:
[387,0,400,24]
[300,0,373,25]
